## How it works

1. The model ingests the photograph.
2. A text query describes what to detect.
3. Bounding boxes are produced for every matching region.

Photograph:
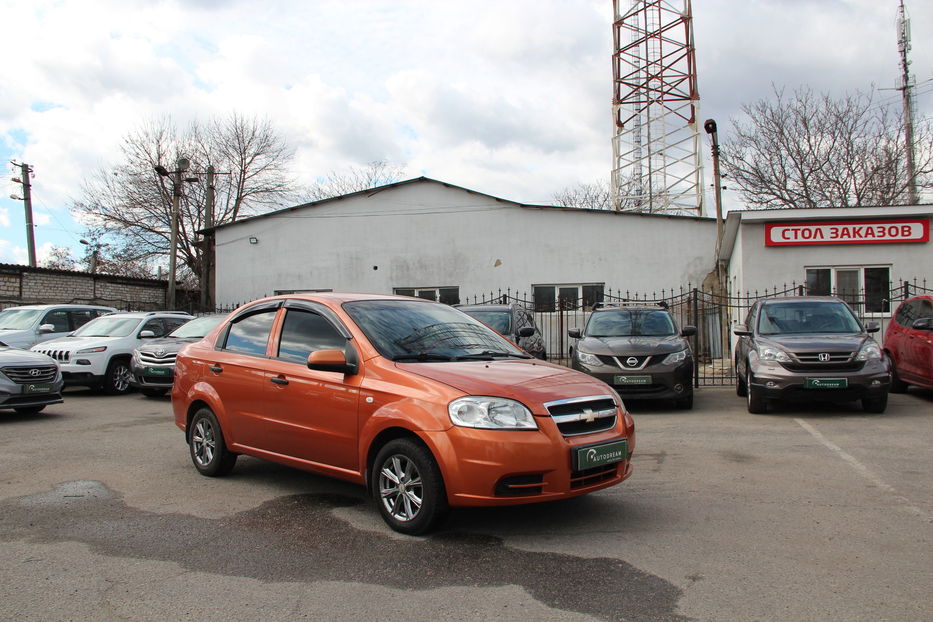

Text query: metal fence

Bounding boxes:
[463,278,931,387]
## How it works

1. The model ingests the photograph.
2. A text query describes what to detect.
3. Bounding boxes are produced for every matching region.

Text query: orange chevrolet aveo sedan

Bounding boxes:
[172,293,635,534]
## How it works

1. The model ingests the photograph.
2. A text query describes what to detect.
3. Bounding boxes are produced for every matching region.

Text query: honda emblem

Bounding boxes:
[818,353,830,362]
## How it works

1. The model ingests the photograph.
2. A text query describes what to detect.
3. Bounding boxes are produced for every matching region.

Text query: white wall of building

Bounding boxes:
[214,179,718,306]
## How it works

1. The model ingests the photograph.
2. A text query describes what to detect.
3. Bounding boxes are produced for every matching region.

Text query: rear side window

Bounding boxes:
[277,309,347,364]
[223,311,276,356]
[70,310,96,330]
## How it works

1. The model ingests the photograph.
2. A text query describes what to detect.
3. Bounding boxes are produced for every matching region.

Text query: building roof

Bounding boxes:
[206,176,714,233]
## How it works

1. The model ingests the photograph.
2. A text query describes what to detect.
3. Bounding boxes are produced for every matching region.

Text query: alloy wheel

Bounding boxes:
[379,454,423,522]
[191,419,216,467]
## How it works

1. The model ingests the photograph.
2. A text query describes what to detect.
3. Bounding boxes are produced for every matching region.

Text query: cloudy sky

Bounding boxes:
[1,0,931,266]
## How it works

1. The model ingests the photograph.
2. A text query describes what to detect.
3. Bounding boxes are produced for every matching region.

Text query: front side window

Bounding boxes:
[223,311,276,356]
[757,302,862,335]
[41,310,71,332]
[277,309,347,364]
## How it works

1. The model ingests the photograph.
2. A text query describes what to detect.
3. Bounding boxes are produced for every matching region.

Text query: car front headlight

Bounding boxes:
[758,345,791,363]
[856,342,882,361]
[448,396,537,430]
[661,349,689,365]
[76,346,107,354]
[575,350,603,367]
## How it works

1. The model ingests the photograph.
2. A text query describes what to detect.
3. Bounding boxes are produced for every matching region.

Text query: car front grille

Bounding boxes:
[544,395,617,436]
[570,464,619,489]
[2,365,58,384]
[31,348,70,363]
[597,354,656,369]
[137,351,177,365]
[782,351,863,372]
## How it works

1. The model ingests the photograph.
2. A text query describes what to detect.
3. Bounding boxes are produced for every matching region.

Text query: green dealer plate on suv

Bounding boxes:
[23,383,53,394]
[804,377,848,389]
[574,439,628,470]
[146,367,172,376]
[614,375,651,385]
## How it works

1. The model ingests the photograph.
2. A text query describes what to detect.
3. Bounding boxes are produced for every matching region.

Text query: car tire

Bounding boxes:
[140,387,168,398]
[102,358,133,395]
[862,393,888,414]
[735,368,748,397]
[675,393,694,410]
[746,369,767,414]
[373,438,448,535]
[889,362,908,394]
[14,405,45,415]
[188,407,237,477]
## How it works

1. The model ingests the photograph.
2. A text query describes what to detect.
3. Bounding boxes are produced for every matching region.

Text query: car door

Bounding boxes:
[260,302,361,472]
[207,303,281,449]
[905,299,933,383]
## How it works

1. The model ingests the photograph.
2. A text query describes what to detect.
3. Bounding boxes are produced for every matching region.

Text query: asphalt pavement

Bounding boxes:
[0,385,930,622]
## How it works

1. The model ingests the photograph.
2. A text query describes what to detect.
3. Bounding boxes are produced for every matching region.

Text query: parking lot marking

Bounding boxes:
[794,418,929,521]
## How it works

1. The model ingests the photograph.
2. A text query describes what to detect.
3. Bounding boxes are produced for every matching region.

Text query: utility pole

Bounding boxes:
[167,157,189,309]
[200,165,215,310]
[897,0,919,205]
[10,162,37,267]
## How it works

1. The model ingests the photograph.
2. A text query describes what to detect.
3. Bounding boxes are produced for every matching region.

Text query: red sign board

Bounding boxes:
[765,219,929,246]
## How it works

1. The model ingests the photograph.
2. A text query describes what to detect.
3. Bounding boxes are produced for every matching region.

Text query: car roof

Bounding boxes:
[0,304,116,311]
[98,311,193,318]
[250,292,435,305]
[759,296,846,305]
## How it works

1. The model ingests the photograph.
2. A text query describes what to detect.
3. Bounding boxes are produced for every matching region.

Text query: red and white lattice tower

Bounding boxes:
[611,0,704,214]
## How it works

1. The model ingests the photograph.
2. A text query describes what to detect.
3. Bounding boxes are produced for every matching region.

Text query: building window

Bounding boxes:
[805,266,891,313]
[394,287,460,305]
[533,283,605,311]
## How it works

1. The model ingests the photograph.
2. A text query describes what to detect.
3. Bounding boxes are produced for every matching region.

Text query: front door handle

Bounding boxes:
[270,376,289,386]
[209,365,222,373]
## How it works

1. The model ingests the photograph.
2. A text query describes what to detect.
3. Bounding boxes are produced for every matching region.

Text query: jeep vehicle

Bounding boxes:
[31,311,192,394]
[456,303,546,359]
[568,303,696,409]
[734,296,890,413]
[172,293,635,534]
[0,304,116,349]
[0,345,64,414]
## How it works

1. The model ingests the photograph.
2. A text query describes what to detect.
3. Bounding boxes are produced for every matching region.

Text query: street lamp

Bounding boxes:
[79,239,104,274]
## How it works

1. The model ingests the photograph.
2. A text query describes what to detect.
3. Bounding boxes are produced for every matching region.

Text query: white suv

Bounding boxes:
[31,311,192,394]
[0,304,116,348]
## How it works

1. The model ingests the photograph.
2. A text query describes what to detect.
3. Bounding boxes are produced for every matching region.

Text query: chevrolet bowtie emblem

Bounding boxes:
[582,408,596,423]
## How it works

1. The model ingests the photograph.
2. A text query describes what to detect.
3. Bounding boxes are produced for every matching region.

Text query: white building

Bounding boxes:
[213,177,718,307]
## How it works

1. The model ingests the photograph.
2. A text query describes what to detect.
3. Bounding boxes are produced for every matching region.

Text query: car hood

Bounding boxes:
[0,329,31,347]
[137,337,199,354]
[757,334,869,352]
[0,346,58,365]
[397,359,614,410]
[576,335,686,356]
[32,335,125,351]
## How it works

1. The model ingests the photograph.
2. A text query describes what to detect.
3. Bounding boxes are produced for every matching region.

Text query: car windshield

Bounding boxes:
[461,310,512,334]
[0,309,42,330]
[757,302,862,335]
[585,309,676,337]
[72,316,140,338]
[344,300,528,361]
[169,315,224,338]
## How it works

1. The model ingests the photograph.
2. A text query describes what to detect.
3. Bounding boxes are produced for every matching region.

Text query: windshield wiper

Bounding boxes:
[456,350,532,360]
[391,352,457,362]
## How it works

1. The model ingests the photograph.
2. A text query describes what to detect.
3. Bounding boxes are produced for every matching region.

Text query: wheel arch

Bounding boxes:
[364,427,429,495]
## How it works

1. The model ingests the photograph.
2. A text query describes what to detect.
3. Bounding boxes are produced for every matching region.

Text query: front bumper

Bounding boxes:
[749,359,890,402]
[0,379,65,410]
[571,358,693,400]
[422,414,635,507]
[58,354,109,387]
[130,359,175,389]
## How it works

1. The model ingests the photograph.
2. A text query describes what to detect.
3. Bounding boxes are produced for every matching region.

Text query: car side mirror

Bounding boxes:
[681,325,697,337]
[733,324,752,336]
[139,330,156,338]
[864,321,880,333]
[911,317,933,331]
[517,327,534,338]
[38,324,57,333]
[568,328,582,339]
[307,348,358,375]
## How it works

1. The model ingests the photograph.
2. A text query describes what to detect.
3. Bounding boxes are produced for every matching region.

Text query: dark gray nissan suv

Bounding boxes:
[733,297,890,414]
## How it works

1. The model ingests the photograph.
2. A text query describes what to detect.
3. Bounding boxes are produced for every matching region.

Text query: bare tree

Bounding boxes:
[298,161,407,202]
[553,180,613,210]
[73,113,295,284]
[723,86,932,209]
[41,246,77,271]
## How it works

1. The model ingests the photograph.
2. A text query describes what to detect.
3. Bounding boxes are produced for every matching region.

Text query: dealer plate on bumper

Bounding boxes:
[804,377,848,389]
[574,439,628,470]
[614,375,651,385]
[23,383,53,394]
[145,366,172,376]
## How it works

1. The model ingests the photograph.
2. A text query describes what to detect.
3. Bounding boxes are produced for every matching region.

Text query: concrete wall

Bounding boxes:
[0,264,168,310]
[214,180,719,305]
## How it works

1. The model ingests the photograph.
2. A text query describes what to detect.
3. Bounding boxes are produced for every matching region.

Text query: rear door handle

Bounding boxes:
[270,376,289,386]
[209,365,222,373]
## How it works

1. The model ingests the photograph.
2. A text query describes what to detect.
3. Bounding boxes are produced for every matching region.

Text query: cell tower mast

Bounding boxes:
[896,0,919,205]
[611,0,704,215]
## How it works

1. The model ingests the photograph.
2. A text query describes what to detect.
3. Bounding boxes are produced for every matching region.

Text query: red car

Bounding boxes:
[884,296,933,391]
